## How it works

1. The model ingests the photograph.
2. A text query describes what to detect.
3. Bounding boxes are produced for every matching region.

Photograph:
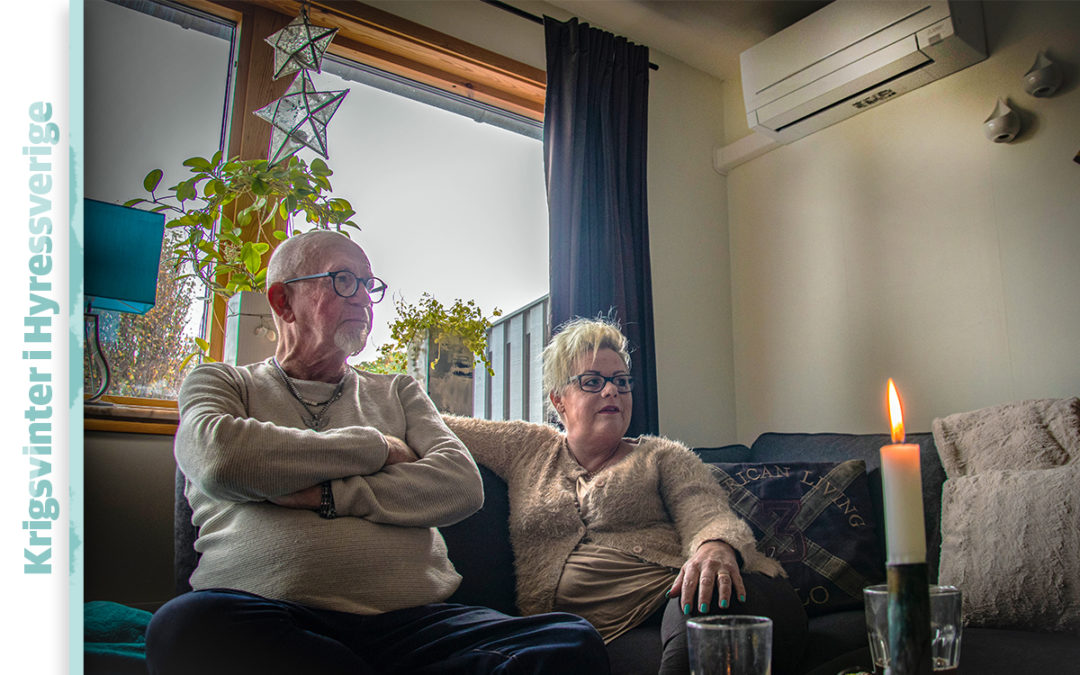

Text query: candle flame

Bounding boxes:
[888,379,905,443]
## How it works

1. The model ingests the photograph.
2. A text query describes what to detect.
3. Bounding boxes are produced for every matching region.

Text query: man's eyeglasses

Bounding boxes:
[569,373,634,393]
[283,270,387,303]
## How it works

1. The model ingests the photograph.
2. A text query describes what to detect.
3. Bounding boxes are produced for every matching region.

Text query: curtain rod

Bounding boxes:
[479,0,660,71]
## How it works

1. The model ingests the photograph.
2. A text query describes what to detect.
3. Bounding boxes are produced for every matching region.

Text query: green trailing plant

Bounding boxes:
[355,348,408,376]
[375,294,503,377]
[127,151,359,299]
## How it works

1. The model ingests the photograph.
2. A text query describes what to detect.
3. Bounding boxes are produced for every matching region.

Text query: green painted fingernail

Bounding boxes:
[683,603,691,615]
[740,594,746,603]
[720,599,729,609]
[699,603,708,613]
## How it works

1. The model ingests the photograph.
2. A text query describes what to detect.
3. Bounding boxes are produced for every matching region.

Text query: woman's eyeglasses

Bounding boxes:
[569,373,634,393]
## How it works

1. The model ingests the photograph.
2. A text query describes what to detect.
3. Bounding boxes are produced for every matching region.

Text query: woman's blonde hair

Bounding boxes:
[543,317,631,416]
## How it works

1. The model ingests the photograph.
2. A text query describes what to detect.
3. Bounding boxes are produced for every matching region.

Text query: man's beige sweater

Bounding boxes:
[444,416,782,616]
[176,360,483,615]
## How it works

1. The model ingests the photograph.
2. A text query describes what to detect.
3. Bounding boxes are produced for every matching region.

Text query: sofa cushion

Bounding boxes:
[799,609,868,673]
[711,460,884,617]
[442,464,519,616]
[693,443,752,464]
[938,465,1080,635]
[174,469,198,595]
[605,624,663,675]
[749,432,944,582]
[932,397,1080,477]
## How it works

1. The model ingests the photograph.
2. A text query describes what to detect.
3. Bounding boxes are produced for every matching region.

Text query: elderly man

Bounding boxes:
[146,230,607,674]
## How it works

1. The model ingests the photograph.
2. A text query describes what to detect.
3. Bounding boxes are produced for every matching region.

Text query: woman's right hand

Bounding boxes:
[668,539,746,615]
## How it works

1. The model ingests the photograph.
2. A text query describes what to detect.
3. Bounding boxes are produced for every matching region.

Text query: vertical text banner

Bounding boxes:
[0,0,72,673]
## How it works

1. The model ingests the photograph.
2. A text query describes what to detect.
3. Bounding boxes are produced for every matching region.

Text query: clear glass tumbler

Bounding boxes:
[687,615,773,675]
[863,584,963,672]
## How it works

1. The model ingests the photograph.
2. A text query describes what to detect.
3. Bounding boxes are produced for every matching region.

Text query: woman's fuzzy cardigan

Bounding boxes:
[445,416,783,616]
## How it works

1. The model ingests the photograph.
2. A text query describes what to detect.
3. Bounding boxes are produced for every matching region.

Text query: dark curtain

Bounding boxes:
[543,17,658,437]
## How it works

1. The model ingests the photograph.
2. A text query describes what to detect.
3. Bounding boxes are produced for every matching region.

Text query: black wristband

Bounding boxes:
[318,481,337,519]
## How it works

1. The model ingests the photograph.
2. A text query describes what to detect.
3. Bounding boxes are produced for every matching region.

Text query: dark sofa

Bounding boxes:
[438,431,1080,674]
[709,432,1080,674]
[99,430,1075,674]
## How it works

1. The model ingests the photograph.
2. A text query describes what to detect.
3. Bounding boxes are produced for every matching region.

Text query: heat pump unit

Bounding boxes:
[741,1,986,144]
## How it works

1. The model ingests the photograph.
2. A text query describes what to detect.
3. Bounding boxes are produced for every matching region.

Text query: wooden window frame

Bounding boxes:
[84,396,181,435]
[86,0,546,431]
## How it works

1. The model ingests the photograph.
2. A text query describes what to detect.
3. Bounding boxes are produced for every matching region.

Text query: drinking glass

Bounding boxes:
[864,584,963,672]
[687,615,773,675]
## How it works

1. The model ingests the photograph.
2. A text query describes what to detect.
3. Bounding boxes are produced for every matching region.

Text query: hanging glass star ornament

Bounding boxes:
[264,7,338,79]
[254,71,349,165]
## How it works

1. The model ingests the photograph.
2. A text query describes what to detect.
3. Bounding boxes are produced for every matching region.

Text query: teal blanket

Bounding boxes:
[84,601,151,675]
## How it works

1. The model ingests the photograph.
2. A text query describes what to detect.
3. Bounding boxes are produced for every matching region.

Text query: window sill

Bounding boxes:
[84,399,179,436]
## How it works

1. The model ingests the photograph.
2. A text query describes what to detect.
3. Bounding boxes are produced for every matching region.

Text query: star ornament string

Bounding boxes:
[265,8,337,79]
[254,71,348,165]
[256,6,348,165]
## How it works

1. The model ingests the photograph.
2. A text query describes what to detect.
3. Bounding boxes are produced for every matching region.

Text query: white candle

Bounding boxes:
[880,379,927,565]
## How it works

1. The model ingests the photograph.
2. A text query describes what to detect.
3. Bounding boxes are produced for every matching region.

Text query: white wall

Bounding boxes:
[728,1,1080,443]
[647,56,734,446]
[374,1,738,445]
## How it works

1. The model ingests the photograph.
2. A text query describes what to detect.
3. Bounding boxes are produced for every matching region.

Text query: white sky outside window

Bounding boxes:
[86,1,231,211]
[87,0,550,373]
[292,64,549,361]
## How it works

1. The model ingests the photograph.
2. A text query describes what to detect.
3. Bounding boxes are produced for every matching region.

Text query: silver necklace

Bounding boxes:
[590,444,621,474]
[573,440,622,476]
[271,358,347,431]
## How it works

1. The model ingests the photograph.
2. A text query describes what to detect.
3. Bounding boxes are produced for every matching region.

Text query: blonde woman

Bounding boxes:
[447,318,807,674]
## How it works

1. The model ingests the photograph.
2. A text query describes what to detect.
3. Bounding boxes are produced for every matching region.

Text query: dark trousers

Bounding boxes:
[146,589,608,675]
[607,573,808,675]
[660,573,807,675]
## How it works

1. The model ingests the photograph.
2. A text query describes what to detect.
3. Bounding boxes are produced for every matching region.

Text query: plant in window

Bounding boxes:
[368,294,502,377]
[128,151,359,299]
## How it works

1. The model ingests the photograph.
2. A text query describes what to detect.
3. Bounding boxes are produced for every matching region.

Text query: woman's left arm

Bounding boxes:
[656,443,760,614]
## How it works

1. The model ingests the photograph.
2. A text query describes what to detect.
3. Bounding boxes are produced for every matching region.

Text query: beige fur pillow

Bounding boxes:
[938,466,1080,634]
[932,398,1079,477]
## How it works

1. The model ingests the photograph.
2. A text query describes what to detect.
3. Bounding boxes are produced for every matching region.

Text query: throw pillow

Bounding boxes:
[938,466,1080,634]
[932,397,1080,477]
[711,460,884,617]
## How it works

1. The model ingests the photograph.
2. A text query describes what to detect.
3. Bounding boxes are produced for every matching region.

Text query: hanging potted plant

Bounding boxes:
[364,294,502,415]
[128,151,359,366]
[130,151,358,296]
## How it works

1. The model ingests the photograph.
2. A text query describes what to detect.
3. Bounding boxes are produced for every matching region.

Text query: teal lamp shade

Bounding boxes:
[84,199,166,314]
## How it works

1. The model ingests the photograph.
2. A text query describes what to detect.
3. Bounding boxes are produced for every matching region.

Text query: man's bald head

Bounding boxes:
[266,230,365,288]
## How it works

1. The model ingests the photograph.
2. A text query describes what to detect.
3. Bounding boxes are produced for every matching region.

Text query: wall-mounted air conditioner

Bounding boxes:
[741,0,986,144]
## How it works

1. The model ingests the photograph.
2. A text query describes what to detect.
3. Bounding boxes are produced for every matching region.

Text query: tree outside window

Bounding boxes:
[84,232,200,398]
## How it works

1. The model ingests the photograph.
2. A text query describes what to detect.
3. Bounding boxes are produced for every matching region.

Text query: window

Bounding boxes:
[84,0,235,399]
[85,0,549,412]
[292,55,549,364]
